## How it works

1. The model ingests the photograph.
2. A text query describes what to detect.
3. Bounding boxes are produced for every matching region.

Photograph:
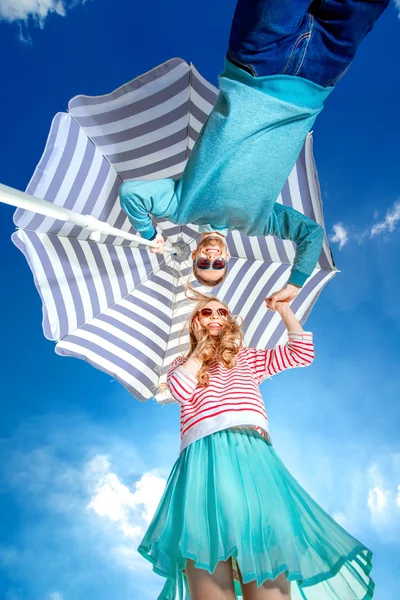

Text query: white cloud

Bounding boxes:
[87,455,166,540]
[0,0,87,26]
[273,425,400,544]
[0,411,172,599]
[395,0,400,19]
[370,200,400,238]
[329,223,348,249]
[364,459,400,535]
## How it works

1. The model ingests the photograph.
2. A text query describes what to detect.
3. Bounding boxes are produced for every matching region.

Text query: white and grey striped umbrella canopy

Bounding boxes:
[12,58,337,402]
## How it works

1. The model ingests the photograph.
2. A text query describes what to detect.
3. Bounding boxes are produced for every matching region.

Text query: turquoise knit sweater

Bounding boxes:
[120,59,333,286]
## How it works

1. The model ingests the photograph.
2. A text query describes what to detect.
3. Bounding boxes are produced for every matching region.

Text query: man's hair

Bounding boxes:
[192,260,229,288]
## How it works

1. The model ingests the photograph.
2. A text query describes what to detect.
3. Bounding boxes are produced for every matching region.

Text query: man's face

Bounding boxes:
[191,233,231,285]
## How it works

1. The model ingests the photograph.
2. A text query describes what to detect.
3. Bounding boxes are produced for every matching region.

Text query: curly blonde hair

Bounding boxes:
[183,286,243,388]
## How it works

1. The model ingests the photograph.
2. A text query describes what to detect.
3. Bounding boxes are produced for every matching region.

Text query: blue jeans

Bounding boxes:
[227,0,389,87]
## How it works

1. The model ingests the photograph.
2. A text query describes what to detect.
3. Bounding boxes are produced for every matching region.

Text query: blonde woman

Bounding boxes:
[138,293,373,600]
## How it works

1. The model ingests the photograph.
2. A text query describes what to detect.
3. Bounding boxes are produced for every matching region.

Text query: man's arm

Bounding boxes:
[119,178,179,240]
[266,202,324,307]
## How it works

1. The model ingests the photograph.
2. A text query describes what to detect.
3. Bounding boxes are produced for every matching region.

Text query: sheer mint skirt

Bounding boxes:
[138,428,374,600]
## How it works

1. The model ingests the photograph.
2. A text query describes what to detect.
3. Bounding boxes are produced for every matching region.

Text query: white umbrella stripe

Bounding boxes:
[69,61,190,118]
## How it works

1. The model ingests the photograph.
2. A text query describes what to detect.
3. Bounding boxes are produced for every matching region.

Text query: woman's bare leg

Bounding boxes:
[236,561,291,600]
[185,558,237,600]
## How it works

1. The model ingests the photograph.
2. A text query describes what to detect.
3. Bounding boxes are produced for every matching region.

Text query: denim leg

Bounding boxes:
[227,0,314,77]
[227,0,389,86]
[296,0,390,86]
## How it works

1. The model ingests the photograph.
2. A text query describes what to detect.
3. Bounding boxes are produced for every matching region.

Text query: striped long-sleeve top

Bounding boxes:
[166,331,314,453]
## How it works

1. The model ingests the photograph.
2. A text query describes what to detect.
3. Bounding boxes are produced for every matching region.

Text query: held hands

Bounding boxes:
[149,233,166,254]
[265,283,300,311]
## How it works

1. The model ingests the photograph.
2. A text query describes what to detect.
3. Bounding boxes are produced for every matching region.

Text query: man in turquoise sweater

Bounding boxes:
[120,0,388,306]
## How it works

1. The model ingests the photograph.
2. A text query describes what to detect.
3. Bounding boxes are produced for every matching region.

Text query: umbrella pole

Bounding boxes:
[0,183,174,251]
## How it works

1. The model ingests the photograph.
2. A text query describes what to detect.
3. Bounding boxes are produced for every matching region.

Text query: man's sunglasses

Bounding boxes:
[198,307,229,319]
[195,257,226,270]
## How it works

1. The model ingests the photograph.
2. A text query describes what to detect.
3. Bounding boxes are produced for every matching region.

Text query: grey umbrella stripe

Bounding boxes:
[243,264,291,346]
[274,237,293,266]
[287,267,329,316]
[72,73,190,129]
[159,224,182,238]
[11,232,53,339]
[109,245,151,290]
[252,236,273,263]
[120,149,188,180]
[296,144,332,270]
[189,101,209,127]
[67,163,117,240]
[68,59,187,109]
[124,246,160,283]
[188,125,203,143]
[191,70,218,105]
[47,139,97,237]
[219,259,256,304]
[181,224,202,239]
[48,235,87,331]
[96,314,168,357]
[116,145,188,181]
[105,245,129,300]
[60,137,96,210]
[90,101,190,147]
[16,117,80,231]
[74,152,115,221]
[105,127,189,166]
[239,235,257,261]
[97,177,127,240]
[107,305,170,343]
[27,231,70,339]
[124,294,171,326]
[233,263,289,326]
[88,242,117,310]
[280,179,294,209]
[83,322,164,363]
[137,282,176,309]
[68,238,101,318]
[164,342,190,362]
[163,327,188,346]
[296,145,314,219]
[58,333,156,392]
[229,262,279,315]
[56,341,149,401]
[145,273,176,295]
[140,246,162,278]
[225,232,240,259]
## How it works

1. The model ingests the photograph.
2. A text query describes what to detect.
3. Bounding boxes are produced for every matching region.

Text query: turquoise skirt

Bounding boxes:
[138,428,374,600]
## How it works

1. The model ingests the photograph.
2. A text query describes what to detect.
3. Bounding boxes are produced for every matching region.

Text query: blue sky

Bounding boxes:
[0,1,400,599]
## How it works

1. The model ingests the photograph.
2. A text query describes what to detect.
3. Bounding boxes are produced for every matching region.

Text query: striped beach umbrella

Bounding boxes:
[11,58,337,403]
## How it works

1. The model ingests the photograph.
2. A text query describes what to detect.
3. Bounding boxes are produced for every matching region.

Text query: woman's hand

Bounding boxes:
[192,317,205,342]
[149,233,166,254]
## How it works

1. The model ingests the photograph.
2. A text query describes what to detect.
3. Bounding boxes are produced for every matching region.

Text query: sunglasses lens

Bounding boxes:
[217,308,229,318]
[200,308,213,317]
[213,258,226,270]
[196,258,210,270]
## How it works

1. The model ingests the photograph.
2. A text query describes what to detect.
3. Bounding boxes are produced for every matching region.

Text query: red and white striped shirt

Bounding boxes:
[166,331,314,453]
